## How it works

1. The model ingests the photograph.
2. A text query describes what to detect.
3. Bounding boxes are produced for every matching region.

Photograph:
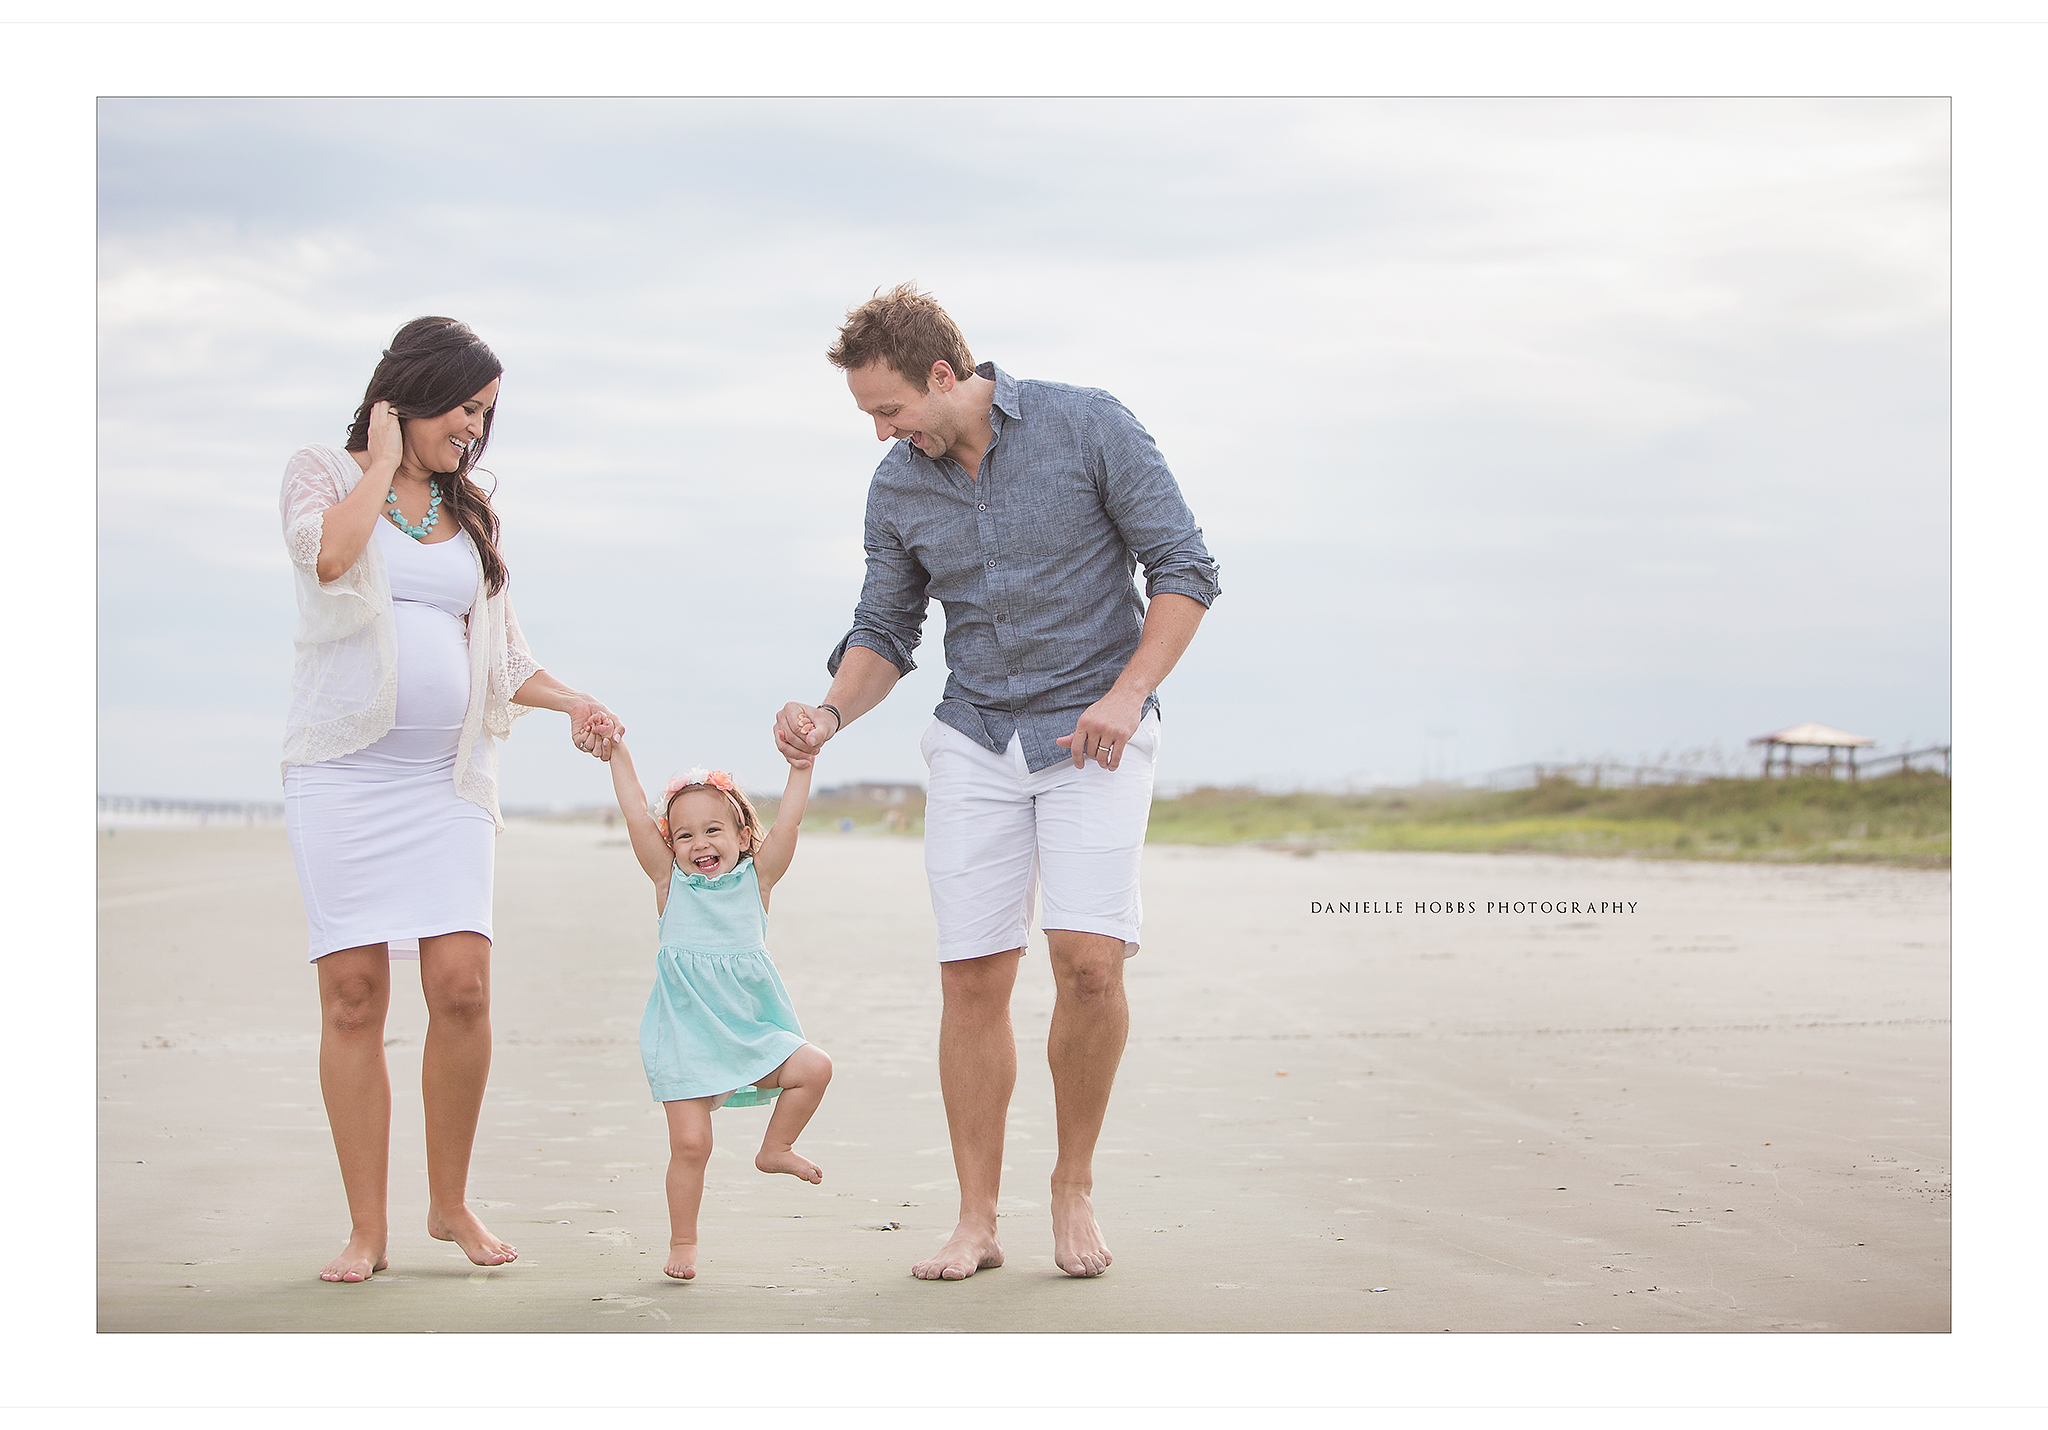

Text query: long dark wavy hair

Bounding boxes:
[344,317,510,595]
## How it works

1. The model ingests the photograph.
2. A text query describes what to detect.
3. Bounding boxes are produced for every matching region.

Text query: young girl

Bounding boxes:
[599,736,832,1281]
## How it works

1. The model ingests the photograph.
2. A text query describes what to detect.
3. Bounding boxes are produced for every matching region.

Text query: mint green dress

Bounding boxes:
[640,858,806,1107]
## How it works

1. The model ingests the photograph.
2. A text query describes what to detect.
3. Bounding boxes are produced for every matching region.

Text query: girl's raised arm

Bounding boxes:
[606,741,675,890]
[752,760,814,893]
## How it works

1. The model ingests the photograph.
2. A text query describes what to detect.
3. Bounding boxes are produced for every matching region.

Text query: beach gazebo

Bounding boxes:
[1750,722,1876,780]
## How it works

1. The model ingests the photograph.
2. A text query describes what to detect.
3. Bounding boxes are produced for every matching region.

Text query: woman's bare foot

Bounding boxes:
[427,1203,517,1266]
[1051,1185,1112,1277]
[318,1229,389,1283]
[756,1147,823,1183]
[911,1219,1004,1281]
[664,1239,698,1280]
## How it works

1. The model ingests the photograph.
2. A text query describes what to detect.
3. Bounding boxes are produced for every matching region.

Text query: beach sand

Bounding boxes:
[97,823,1949,1333]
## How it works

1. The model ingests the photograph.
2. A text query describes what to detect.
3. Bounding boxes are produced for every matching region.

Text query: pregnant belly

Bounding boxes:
[391,597,471,730]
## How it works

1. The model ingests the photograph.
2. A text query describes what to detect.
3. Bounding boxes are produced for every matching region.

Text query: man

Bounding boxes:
[775,284,1219,1280]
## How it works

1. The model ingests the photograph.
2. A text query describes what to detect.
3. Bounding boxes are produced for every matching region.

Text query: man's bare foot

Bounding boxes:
[756,1147,823,1183]
[318,1230,389,1283]
[1051,1185,1112,1277]
[427,1203,517,1266]
[665,1240,698,1280]
[911,1220,1004,1281]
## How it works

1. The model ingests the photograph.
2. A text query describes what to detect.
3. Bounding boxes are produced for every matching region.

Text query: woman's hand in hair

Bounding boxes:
[365,400,404,475]
[323,401,410,581]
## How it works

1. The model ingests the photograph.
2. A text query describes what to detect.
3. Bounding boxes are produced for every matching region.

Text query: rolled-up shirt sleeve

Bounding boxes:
[827,495,930,678]
[1088,395,1222,607]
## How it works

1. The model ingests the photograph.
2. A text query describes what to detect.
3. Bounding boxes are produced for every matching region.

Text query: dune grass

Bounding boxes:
[745,769,1949,867]
[1141,772,1950,867]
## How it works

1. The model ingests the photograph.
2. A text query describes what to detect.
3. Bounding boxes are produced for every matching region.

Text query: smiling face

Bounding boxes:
[847,360,967,462]
[401,379,500,476]
[665,786,747,877]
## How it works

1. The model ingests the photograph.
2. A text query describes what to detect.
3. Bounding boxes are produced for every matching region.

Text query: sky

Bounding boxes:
[95,96,1950,806]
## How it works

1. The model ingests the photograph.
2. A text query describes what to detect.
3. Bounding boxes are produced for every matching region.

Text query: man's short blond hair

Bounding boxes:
[826,282,976,392]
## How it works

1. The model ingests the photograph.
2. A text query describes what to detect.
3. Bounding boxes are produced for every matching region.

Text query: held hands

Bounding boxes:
[1056,690,1145,771]
[774,701,840,769]
[570,699,624,761]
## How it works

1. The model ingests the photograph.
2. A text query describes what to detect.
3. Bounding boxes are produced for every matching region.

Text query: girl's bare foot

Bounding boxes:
[318,1230,389,1283]
[755,1147,823,1183]
[664,1239,698,1280]
[1051,1186,1112,1277]
[427,1203,517,1266]
[911,1219,1004,1281]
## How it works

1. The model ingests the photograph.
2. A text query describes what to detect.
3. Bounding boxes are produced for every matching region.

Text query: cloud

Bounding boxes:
[97,97,1949,798]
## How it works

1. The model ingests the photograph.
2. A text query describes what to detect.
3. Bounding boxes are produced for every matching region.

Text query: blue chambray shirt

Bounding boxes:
[828,361,1221,773]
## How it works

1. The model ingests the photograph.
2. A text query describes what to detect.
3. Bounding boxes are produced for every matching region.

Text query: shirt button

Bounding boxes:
[986,559,996,568]
[978,503,987,511]
[997,613,1006,622]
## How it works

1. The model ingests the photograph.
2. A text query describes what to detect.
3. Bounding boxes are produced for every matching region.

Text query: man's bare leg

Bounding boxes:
[913,948,1021,1281]
[419,932,517,1267]
[316,946,393,1282]
[1045,930,1129,1277]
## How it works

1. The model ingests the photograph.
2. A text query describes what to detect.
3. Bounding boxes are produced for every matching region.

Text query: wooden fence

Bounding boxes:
[1845,745,1951,779]
[1476,749,1948,789]
[97,795,286,825]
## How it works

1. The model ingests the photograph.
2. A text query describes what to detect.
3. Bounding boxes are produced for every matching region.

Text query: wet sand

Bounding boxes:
[97,823,1949,1333]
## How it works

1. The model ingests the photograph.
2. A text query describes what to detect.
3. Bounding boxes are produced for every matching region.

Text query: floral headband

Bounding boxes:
[651,768,743,839]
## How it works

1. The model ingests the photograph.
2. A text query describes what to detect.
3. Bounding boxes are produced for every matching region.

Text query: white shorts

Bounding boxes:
[919,712,1161,963]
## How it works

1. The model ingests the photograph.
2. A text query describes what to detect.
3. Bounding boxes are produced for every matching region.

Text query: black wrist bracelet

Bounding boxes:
[818,703,843,731]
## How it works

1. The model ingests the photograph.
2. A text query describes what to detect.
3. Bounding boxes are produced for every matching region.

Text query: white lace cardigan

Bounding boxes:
[280,444,541,828]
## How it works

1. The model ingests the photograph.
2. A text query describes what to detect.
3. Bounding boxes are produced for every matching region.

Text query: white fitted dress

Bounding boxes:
[284,518,497,960]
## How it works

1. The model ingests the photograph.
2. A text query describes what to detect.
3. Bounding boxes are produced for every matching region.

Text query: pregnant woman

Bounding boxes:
[280,316,620,1283]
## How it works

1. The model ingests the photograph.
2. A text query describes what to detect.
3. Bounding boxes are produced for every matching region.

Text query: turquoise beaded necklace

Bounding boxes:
[385,478,443,539]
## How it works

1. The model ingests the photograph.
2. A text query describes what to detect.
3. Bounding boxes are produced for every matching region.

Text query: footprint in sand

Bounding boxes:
[592,1293,655,1314]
